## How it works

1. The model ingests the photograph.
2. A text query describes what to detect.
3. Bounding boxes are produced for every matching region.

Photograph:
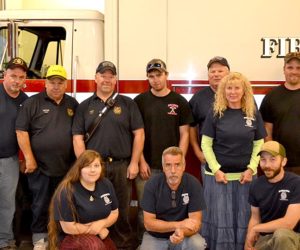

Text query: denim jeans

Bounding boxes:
[105,159,133,249]
[140,232,207,250]
[27,169,63,243]
[0,155,19,248]
[255,228,300,250]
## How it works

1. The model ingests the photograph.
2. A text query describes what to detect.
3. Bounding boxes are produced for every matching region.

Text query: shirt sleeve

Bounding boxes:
[140,179,156,214]
[53,189,75,222]
[201,108,216,138]
[187,175,206,212]
[201,135,221,174]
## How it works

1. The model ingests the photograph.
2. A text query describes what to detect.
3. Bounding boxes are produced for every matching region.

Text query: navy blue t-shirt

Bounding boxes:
[54,178,118,224]
[141,173,206,238]
[202,108,266,173]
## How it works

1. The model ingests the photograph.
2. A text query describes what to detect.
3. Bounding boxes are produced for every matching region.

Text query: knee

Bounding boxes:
[273,228,296,243]
[183,233,207,250]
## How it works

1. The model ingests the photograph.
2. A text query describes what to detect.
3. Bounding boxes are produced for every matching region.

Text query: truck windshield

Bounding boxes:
[0,25,66,79]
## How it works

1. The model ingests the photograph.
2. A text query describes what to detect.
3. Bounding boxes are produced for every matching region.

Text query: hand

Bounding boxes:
[24,156,38,174]
[99,228,109,239]
[240,169,253,184]
[214,170,228,184]
[244,228,259,250]
[170,228,184,244]
[127,162,139,179]
[86,220,105,235]
[179,218,198,233]
[139,161,151,180]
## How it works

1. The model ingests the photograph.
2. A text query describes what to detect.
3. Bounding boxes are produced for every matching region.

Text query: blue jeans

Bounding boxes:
[0,155,19,248]
[140,232,207,250]
[27,169,63,243]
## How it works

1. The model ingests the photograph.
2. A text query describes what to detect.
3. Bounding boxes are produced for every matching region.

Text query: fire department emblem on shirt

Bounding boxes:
[42,109,50,114]
[101,193,112,205]
[67,108,74,116]
[279,189,290,201]
[89,109,95,115]
[244,116,254,128]
[182,193,189,205]
[167,104,178,115]
[113,105,122,115]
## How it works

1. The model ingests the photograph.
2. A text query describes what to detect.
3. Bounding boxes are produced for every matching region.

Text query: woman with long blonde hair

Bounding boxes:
[48,150,118,250]
[200,72,266,250]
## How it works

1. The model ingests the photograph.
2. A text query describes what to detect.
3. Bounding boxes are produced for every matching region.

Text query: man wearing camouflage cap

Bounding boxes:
[245,141,300,250]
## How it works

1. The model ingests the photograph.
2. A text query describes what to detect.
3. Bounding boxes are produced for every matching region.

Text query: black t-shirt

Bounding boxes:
[15,92,78,176]
[260,85,300,168]
[202,108,266,173]
[189,86,215,129]
[0,84,28,157]
[54,178,118,224]
[141,172,206,238]
[134,91,193,169]
[72,94,144,159]
[249,172,300,233]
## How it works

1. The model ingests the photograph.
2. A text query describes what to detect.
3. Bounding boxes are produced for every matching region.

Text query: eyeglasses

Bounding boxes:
[146,62,167,72]
[171,190,176,208]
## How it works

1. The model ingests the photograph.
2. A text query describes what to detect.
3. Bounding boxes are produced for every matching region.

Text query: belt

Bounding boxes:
[102,157,130,163]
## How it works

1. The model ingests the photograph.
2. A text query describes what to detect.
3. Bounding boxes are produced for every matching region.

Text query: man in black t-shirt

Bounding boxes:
[0,57,28,250]
[260,52,300,173]
[140,147,206,250]
[16,65,78,250]
[245,141,300,250]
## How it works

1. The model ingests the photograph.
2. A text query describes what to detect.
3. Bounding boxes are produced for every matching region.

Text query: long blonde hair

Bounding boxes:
[214,72,256,118]
[48,150,104,250]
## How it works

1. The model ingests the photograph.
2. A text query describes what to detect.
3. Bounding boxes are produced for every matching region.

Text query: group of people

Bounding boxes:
[0,51,299,250]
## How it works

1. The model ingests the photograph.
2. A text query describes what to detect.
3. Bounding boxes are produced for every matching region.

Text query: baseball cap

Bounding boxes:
[257,141,286,158]
[284,52,300,64]
[46,65,67,80]
[6,57,28,72]
[96,61,117,75]
[207,56,230,70]
[146,59,168,73]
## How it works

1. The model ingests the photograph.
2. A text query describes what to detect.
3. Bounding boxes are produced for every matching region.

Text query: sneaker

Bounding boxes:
[33,239,48,250]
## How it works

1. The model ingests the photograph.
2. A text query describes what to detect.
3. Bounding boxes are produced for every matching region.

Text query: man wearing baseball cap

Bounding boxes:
[189,56,230,169]
[0,57,28,249]
[134,58,194,244]
[245,141,300,250]
[260,52,300,174]
[16,65,78,250]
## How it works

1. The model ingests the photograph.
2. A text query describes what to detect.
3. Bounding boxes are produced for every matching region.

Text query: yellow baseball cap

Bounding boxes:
[258,141,286,158]
[46,65,67,80]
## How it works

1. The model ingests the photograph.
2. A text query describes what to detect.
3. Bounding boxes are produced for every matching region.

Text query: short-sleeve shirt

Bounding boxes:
[0,84,28,157]
[249,172,300,233]
[15,92,78,176]
[141,172,206,238]
[260,85,300,168]
[202,108,266,173]
[72,94,144,159]
[189,86,215,129]
[134,91,193,169]
[54,178,118,224]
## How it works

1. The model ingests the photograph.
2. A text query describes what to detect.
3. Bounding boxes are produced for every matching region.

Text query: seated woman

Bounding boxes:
[48,150,118,250]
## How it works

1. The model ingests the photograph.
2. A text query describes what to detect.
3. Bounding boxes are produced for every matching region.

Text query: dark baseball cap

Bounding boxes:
[146,59,168,73]
[207,56,230,70]
[284,52,300,64]
[96,61,117,75]
[6,57,28,72]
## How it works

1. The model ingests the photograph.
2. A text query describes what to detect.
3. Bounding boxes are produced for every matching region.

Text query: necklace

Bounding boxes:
[89,195,94,202]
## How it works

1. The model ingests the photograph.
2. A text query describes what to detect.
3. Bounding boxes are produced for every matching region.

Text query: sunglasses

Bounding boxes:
[171,190,176,208]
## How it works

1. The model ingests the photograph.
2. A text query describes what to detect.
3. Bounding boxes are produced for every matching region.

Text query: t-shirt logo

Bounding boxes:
[182,193,189,205]
[113,105,122,115]
[244,116,255,128]
[101,193,112,205]
[42,109,50,114]
[279,189,290,201]
[67,108,74,116]
[168,104,178,115]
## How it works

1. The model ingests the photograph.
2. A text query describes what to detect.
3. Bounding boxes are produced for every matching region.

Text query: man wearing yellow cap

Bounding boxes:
[15,65,78,250]
[245,141,300,250]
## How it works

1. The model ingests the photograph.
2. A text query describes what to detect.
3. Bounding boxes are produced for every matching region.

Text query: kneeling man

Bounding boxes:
[245,141,300,250]
[140,146,206,250]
